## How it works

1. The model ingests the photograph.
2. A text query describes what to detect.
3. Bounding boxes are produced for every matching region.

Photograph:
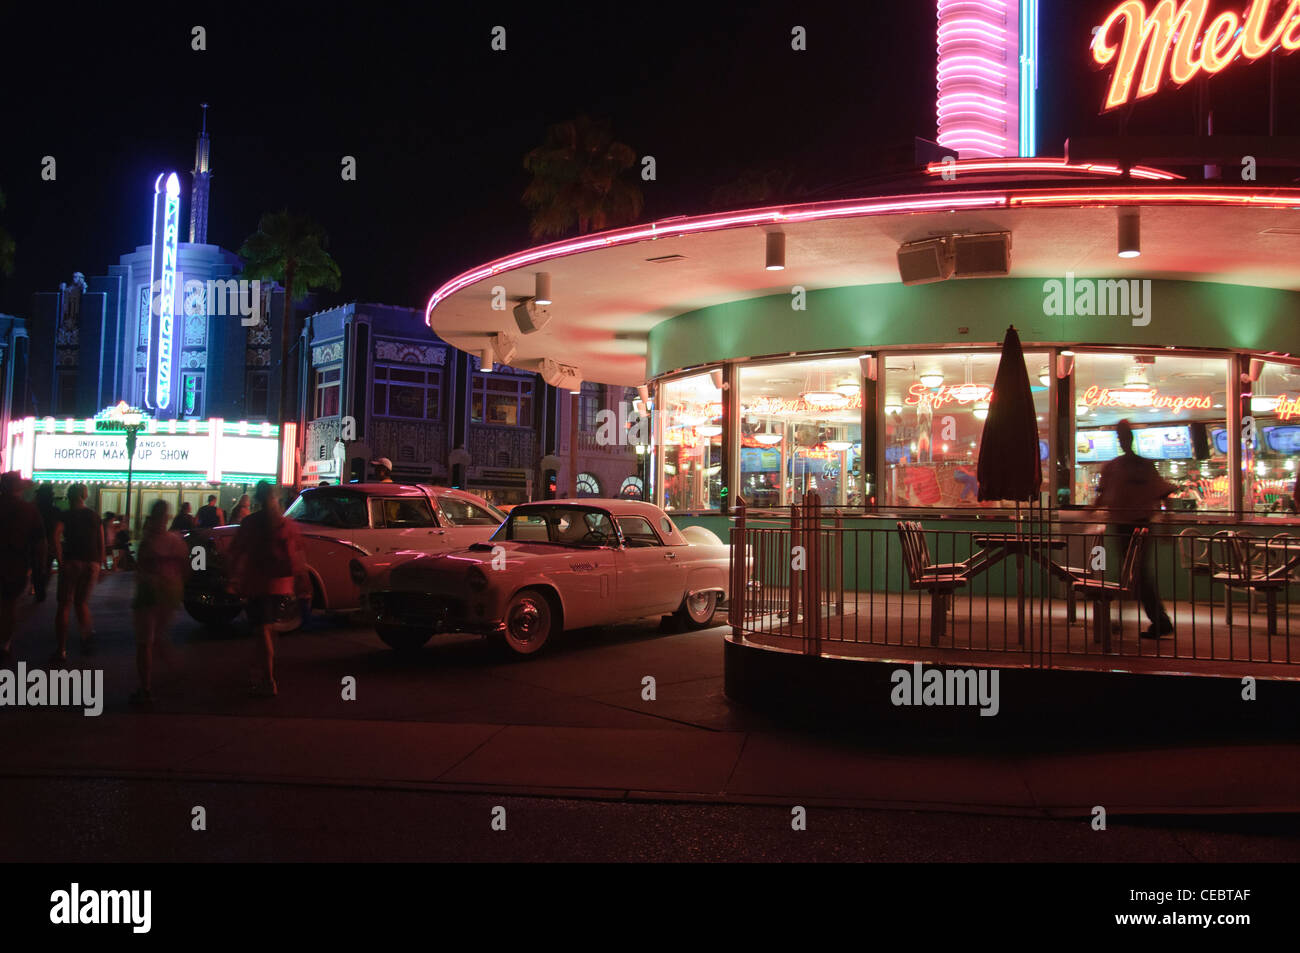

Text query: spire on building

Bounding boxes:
[189,102,212,244]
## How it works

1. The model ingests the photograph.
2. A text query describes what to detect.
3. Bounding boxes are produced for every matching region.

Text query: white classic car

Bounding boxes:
[183,483,505,629]
[350,499,731,655]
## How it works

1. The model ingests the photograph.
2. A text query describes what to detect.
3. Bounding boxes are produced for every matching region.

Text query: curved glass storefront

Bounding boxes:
[646,280,1300,517]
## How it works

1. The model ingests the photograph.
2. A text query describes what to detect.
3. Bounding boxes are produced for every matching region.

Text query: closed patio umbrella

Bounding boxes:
[977,325,1041,503]
[977,325,1043,644]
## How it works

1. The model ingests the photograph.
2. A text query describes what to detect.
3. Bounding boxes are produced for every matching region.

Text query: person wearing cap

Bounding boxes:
[371,457,394,482]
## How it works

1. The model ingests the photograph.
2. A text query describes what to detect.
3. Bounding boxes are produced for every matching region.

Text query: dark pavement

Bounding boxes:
[3,571,1299,862]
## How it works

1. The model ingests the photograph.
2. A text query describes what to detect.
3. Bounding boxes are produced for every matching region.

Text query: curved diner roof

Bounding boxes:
[426,164,1300,387]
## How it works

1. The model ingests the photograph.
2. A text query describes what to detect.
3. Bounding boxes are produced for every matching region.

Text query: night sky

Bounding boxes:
[1,1,1297,317]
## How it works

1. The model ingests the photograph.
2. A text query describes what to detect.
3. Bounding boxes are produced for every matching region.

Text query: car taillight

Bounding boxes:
[349,560,366,586]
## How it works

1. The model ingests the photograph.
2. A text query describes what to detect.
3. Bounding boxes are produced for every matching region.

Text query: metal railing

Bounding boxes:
[728,495,1300,670]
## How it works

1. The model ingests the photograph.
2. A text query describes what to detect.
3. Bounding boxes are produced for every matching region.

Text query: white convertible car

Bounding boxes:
[350,499,731,655]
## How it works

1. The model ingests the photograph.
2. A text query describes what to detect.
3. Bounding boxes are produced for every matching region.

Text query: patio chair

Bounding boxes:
[1209,531,1293,635]
[896,521,973,646]
[1064,527,1148,653]
[1177,527,1212,605]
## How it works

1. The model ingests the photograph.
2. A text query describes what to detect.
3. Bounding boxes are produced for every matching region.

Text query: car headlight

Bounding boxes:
[467,566,489,592]
[349,559,366,586]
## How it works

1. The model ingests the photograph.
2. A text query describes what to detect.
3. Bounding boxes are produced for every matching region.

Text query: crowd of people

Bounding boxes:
[0,477,305,703]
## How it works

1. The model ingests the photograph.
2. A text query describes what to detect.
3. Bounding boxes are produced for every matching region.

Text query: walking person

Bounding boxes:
[228,481,306,696]
[131,500,189,704]
[100,512,117,572]
[53,483,104,663]
[371,457,394,482]
[230,494,252,524]
[0,473,47,667]
[196,494,225,529]
[169,501,197,533]
[1095,419,1177,639]
[31,482,58,602]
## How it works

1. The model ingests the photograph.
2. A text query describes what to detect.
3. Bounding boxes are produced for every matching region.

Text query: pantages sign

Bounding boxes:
[1093,0,1300,111]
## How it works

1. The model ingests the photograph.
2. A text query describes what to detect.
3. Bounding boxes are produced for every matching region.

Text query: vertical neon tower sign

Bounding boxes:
[936,0,1037,159]
[145,172,181,412]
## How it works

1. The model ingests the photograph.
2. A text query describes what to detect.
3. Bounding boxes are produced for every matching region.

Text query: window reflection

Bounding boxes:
[884,352,1049,507]
[737,357,864,508]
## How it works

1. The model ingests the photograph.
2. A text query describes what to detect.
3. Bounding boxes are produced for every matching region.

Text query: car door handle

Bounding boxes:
[664,552,676,560]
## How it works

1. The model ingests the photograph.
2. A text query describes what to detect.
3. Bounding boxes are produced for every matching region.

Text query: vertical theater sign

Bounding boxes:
[145,172,181,412]
[1093,0,1300,110]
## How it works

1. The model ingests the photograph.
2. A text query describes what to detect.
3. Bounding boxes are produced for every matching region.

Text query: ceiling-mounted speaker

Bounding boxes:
[541,357,581,391]
[493,331,517,365]
[952,231,1012,278]
[513,298,551,334]
[897,237,953,286]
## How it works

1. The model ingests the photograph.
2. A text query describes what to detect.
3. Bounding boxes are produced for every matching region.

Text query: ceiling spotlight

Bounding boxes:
[765,231,786,271]
[919,372,944,389]
[480,345,494,373]
[535,272,553,306]
[1118,206,1141,259]
[973,401,990,420]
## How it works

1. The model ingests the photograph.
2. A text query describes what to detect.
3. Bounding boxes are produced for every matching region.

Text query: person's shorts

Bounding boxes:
[246,594,295,628]
[56,560,99,604]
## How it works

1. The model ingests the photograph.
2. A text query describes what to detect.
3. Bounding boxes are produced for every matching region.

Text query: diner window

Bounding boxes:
[737,357,865,509]
[620,475,645,500]
[471,373,533,426]
[883,352,1049,508]
[374,363,440,419]
[314,365,342,419]
[181,372,204,418]
[576,472,600,497]
[1244,359,1300,514]
[660,371,723,512]
[1070,352,1228,511]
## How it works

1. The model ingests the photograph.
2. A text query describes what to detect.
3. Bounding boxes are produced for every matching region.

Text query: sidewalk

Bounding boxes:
[4,708,1297,817]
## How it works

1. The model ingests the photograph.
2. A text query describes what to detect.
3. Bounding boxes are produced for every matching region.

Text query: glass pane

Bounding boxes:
[380,498,435,527]
[373,383,387,414]
[738,357,864,508]
[660,372,723,512]
[389,384,423,418]
[437,496,504,525]
[883,352,1049,507]
[1073,353,1227,511]
[390,367,423,383]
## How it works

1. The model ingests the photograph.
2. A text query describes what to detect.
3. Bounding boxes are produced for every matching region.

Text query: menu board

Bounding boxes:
[1133,426,1193,460]
[740,447,782,472]
[1076,429,1120,463]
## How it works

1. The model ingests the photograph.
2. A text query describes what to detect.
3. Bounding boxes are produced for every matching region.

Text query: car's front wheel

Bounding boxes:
[183,599,242,628]
[675,590,718,629]
[376,624,432,653]
[496,588,556,656]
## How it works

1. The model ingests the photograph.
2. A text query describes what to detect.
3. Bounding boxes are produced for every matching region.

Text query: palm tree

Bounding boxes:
[0,187,15,277]
[522,116,644,239]
[238,211,341,479]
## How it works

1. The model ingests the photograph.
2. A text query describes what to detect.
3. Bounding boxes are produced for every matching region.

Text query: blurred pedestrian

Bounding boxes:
[228,480,306,696]
[230,494,252,524]
[131,500,189,704]
[1095,419,1177,639]
[32,482,58,602]
[170,501,196,533]
[100,512,117,571]
[196,494,225,528]
[0,472,46,667]
[53,483,104,663]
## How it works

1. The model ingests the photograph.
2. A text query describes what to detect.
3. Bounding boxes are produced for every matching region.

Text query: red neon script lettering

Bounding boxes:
[1094,0,1300,110]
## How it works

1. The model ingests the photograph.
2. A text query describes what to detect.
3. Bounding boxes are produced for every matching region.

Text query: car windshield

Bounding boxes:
[491,506,616,547]
[437,495,505,526]
[284,490,369,529]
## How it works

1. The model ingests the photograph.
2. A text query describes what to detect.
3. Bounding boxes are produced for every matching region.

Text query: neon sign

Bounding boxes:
[1082,384,1212,413]
[1275,394,1300,421]
[904,382,992,409]
[1093,0,1300,111]
[145,172,181,412]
